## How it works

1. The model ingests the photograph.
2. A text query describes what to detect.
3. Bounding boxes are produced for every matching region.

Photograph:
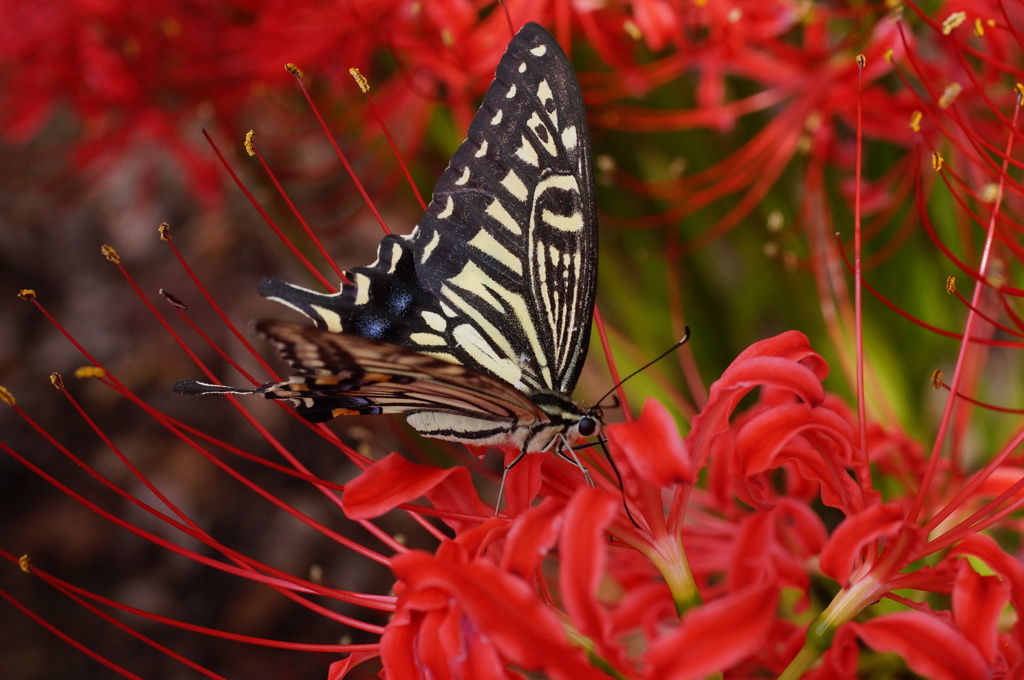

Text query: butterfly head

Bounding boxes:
[577,407,602,438]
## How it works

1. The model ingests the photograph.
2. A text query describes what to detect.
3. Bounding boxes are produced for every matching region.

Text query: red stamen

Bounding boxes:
[349,67,427,211]
[202,130,338,291]
[288,65,392,235]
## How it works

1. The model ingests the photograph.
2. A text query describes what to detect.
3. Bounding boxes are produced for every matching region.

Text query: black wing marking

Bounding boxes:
[260,22,597,396]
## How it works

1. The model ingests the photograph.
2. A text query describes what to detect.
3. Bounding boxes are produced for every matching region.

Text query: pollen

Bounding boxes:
[75,366,108,379]
[1016,83,1024,100]
[856,54,866,68]
[623,20,641,41]
[49,373,64,390]
[973,18,985,37]
[244,130,255,157]
[0,385,15,406]
[285,63,303,78]
[941,11,966,34]
[938,82,962,109]
[19,555,31,573]
[909,110,923,132]
[349,67,370,93]
[101,244,121,263]
[158,221,171,240]
[930,369,943,389]
[945,276,956,294]
[17,289,36,301]
[932,151,944,171]
[884,48,894,63]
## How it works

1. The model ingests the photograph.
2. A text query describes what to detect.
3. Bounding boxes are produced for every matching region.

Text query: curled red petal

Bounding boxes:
[342,452,456,520]
[388,550,607,680]
[647,582,779,679]
[606,398,693,487]
[818,503,908,586]
[424,465,493,532]
[951,534,1024,650]
[953,561,1008,665]
[853,612,990,680]
[327,650,380,679]
[735,402,860,510]
[501,497,563,579]
[560,490,629,667]
[685,332,827,474]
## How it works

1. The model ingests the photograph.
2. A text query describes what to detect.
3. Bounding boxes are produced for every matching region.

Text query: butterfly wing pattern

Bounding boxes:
[175,22,600,463]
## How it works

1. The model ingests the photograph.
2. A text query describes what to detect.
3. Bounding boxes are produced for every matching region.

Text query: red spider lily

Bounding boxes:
[5,1,1024,679]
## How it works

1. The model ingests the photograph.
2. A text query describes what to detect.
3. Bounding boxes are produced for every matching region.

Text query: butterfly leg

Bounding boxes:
[554,436,595,488]
[495,447,528,514]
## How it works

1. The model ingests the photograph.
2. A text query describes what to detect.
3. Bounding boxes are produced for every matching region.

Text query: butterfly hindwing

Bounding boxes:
[253,322,552,444]
[260,22,596,397]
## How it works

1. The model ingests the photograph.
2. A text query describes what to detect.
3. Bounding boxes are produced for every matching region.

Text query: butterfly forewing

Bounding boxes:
[259,22,596,396]
[409,22,597,395]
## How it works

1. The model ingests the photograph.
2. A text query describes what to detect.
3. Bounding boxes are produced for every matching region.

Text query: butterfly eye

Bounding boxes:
[578,416,598,437]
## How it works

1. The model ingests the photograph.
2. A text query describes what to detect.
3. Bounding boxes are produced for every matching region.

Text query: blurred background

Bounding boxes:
[2,1,1022,678]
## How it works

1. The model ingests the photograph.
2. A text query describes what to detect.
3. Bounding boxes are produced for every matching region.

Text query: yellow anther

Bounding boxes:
[75,366,108,379]
[942,11,966,34]
[101,244,121,264]
[349,68,370,94]
[938,82,962,109]
[910,110,923,132]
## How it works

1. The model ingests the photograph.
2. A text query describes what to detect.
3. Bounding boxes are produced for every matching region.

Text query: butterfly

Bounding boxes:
[174,22,600,490]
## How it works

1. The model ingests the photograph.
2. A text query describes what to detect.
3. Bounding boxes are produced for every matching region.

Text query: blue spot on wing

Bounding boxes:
[354,316,390,339]
[388,290,413,315]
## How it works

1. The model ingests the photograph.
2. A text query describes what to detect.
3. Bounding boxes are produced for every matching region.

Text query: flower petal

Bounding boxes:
[953,560,1008,665]
[327,650,379,679]
[818,503,911,586]
[342,452,456,520]
[685,332,827,474]
[606,398,693,487]
[647,582,779,679]
[560,489,629,667]
[951,534,1024,651]
[424,466,493,533]
[501,497,563,579]
[853,612,990,680]
[388,550,607,680]
[734,402,860,510]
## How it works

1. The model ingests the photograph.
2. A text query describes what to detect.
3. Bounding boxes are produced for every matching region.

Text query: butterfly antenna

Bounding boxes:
[594,327,691,408]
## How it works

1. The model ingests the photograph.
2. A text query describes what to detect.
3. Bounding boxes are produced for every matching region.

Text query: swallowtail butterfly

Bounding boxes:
[175,22,600,485]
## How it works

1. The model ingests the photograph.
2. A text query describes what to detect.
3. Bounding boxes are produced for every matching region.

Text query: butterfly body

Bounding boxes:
[175,23,599,470]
